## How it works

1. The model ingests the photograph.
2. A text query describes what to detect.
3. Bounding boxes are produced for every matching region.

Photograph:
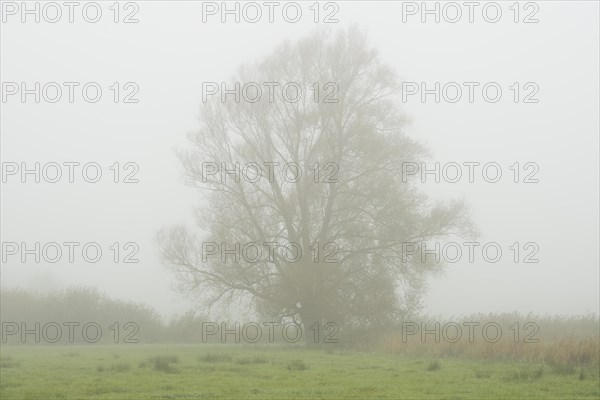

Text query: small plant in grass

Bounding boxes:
[532,365,544,379]
[149,355,179,373]
[505,365,544,382]
[0,355,20,368]
[198,353,232,363]
[109,363,131,372]
[96,365,104,372]
[287,359,308,371]
[426,360,441,371]
[236,358,251,365]
[252,355,268,363]
[237,355,268,365]
[552,363,576,375]
[475,369,491,379]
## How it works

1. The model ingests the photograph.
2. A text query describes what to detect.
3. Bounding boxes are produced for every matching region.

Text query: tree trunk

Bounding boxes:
[300,307,325,349]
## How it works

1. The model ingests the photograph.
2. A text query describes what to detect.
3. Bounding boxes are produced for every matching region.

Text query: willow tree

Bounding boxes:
[159,28,475,344]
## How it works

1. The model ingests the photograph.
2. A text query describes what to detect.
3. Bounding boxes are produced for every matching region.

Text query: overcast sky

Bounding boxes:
[1,1,598,319]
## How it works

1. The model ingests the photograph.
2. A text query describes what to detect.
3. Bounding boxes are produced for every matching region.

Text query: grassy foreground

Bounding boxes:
[1,344,598,399]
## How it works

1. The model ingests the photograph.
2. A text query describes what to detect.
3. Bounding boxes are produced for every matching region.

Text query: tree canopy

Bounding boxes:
[159,27,475,342]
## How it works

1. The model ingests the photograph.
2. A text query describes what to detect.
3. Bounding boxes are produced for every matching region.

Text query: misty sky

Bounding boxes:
[1,1,598,319]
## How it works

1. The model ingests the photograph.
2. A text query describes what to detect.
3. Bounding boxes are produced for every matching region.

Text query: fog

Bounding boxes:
[1,1,598,322]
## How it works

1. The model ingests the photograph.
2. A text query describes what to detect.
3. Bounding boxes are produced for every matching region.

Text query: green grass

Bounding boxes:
[1,344,598,399]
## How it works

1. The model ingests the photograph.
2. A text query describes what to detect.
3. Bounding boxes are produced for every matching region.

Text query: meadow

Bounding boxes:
[2,290,598,399]
[1,343,598,399]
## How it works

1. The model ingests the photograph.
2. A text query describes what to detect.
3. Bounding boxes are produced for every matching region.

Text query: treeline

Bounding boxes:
[0,287,344,345]
[0,287,206,344]
[1,287,598,371]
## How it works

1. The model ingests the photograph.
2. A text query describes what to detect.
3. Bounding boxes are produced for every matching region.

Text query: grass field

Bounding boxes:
[1,344,598,399]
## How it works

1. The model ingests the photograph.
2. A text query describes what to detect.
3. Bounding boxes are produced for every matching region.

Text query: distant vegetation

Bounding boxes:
[1,287,184,344]
[1,287,598,398]
[379,313,599,371]
[1,287,598,372]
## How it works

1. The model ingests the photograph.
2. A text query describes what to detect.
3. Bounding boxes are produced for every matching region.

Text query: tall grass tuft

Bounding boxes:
[287,359,308,371]
[426,360,441,371]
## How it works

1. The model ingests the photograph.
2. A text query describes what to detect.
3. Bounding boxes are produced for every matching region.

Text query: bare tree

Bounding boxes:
[159,27,475,344]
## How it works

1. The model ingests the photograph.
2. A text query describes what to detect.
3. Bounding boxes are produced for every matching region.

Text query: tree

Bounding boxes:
[159,27,475,345]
